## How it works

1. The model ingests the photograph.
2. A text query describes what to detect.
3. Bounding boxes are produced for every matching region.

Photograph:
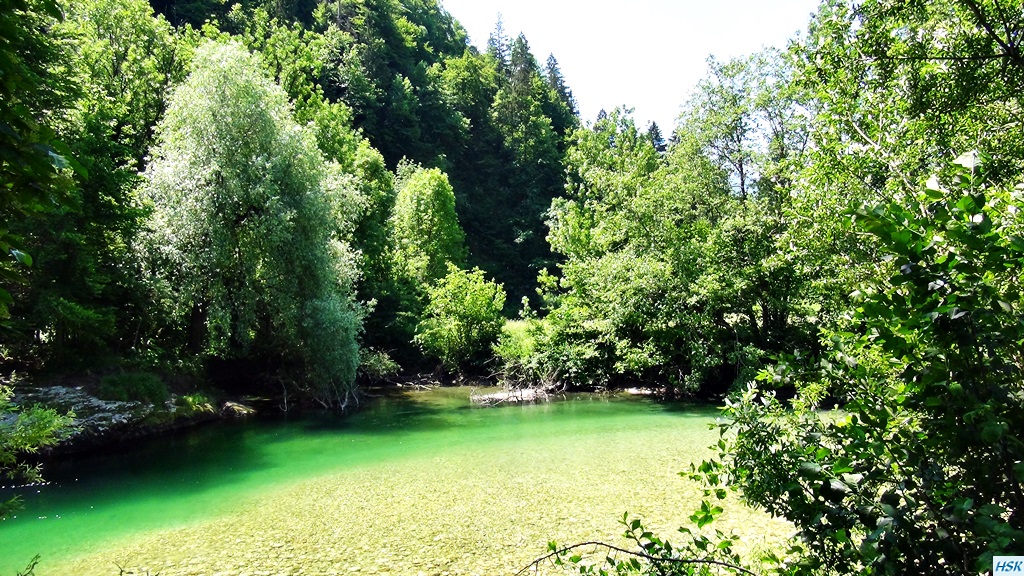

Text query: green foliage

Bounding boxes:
[313,0,468,168]
[493,318,551,387]
[684,49,807,207]
[173,392,214,417]
[0,384,73,520]
[301,293,362,407]
[414,264,506,370]
[789,0,1024,320]
[534,109,670,387]
[358,348,401,380]
[798,0,1024,192]
[390,165,467,287]
[139,41,362,408]
[685,56,759,201]
[0,0,579,389]
[228,6,363,166]
[64,0,186,165]
[708,156,1024,575]
[97,372,169,406]
[189,1,577,310]
[523,106,813,393]
[0,0,78,320]
[481,32,573,302]
[3,0,194,365]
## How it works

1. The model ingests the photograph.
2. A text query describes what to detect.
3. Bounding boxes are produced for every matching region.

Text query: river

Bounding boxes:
[0,387,790,575]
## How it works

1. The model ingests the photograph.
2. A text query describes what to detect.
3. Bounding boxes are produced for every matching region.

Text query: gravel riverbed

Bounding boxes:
[46,409,790,576]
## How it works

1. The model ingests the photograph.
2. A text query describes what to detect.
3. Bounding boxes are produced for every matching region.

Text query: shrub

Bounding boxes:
[358,348,401,380]
[414,264,505,370]
[493,318,551,386]
[706,155,1024,574]
[173,392,214,417]
[0,383,73,520]
[494,320,536,364]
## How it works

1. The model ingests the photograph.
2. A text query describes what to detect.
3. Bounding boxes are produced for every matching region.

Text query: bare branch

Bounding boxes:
[516,541,758,576]
[862,53,1006,62]
[961,0,1024,68]
[846,118,916,194]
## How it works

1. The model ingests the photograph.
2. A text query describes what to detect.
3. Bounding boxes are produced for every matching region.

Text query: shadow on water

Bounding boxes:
[9,390,720,513]
[8,419,272,518]
[3,388,470,532]
[654,399,724,417]
[0,418,285,573]
[296,387,463,434]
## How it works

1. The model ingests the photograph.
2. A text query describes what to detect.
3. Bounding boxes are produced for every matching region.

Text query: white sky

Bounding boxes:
[439,0,822,131]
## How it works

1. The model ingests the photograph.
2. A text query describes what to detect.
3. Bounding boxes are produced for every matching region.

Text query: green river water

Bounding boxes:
[0,388,790,576]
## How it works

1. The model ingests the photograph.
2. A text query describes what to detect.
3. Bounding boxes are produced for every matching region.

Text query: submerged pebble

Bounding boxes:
[35,391,791,576]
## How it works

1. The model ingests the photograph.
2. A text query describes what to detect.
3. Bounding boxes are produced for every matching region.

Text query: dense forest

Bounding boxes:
[1,0,1023,573]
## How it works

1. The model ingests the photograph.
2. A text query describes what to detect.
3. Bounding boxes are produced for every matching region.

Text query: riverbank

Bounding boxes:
[6,368,686,458]
[7,375,250,456]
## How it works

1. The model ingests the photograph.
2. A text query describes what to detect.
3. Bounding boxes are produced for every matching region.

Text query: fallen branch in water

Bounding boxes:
[399,381,439,390]
[516,541,758,576]
[470,386,553,406]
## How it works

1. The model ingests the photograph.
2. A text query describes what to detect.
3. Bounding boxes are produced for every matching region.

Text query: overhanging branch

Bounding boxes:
[516,541,758,576]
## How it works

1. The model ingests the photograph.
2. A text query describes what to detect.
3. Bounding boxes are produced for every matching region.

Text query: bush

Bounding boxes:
[706,155,1024,574]
[97,372,169,406]
[493,320,537,364]
[358,348,401,380]
[493,318,552,386]
[414,264,505,370]
[173,392,214,417]
[0,383,73,520]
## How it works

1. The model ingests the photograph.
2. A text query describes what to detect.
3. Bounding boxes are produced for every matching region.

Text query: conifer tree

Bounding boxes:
[646,121,667,153]
[545,53,577,114]
[486,14,510,76]
[509,34,537,92]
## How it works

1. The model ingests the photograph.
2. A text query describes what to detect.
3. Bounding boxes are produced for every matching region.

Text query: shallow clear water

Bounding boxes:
[0,388,786,576]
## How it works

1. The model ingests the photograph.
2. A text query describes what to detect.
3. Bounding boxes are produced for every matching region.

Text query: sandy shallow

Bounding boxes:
[44,404,790,576]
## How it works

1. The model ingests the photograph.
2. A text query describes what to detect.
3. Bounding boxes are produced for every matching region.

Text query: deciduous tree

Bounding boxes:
[140,41,362,407]
[389,165,467,287]
[0,0,77,321]
[414,264,505,370]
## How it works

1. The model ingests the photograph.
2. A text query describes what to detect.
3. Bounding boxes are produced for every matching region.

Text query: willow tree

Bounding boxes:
[140,41,361,408]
